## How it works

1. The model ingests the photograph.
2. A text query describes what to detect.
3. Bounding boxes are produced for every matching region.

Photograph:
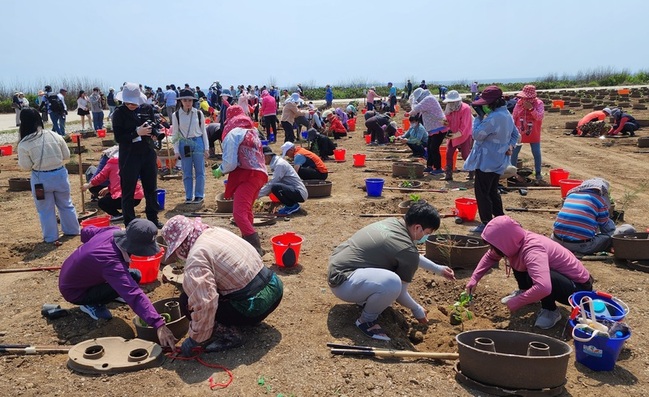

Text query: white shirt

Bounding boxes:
[171,108,208,155]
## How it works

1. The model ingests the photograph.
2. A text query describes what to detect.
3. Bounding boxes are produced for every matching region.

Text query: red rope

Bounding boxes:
[165,347,234,389]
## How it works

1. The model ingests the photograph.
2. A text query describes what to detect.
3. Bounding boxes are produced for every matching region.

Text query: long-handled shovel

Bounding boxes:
[327,343,458,360]
[76,135,85,214]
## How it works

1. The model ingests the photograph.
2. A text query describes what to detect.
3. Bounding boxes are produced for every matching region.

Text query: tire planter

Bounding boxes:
[398,199,427,214]
[65,162,92,175]
[397,180,422,192]
[133,298,189,344]
[392,162,425,178]
[425,234,490,268]
[612,232,649,261]
[68,145,87,154]
[102,139,116,147]
[638,137,649,148]
[304,180,332,198]
[8,177,31,192]
[565,121,578,130]
[216,192,233,213]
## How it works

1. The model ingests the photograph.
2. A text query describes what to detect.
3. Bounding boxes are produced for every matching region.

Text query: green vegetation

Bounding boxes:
[449,291,474,326]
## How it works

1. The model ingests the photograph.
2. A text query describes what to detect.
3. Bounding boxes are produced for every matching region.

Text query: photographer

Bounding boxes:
[112,82,164,229]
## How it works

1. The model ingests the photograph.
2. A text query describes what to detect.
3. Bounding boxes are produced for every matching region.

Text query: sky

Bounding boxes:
[3,0,649,92]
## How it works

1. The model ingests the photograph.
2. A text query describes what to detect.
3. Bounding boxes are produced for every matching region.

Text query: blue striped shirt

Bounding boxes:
[553,192,609,241]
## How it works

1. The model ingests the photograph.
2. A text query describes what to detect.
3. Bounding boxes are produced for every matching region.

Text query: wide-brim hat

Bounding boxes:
[177,88,196,101]
[472,85,503,106]
[281,141,295,157]
[113,219,160,257]
[442,90,462,103]
[160,216,194,261]
[516,85,537,99]
[115,82,147,105]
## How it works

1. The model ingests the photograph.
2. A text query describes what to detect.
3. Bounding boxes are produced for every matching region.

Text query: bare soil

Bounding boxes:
[1,94,648,396]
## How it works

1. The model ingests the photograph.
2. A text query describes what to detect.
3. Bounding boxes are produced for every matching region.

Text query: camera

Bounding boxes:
[136,106,168,148]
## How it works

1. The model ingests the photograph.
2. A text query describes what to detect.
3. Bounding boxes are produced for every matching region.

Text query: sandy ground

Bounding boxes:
[0,88,648,396]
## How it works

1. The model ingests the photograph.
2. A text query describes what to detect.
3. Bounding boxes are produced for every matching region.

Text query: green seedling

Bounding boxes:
[449,291,474,327]
[408,193,421,203]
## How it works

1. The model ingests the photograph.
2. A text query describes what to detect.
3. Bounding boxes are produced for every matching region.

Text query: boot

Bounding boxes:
[242,232,265,256]
[440,166,453,181]
[208,147,216,159]
[466,171,475,181]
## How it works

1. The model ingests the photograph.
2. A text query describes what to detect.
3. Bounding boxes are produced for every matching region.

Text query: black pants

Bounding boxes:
[281,121,295,142]
[72,269,141,305]
[263,115,277,139]
[119,147,159,225]
[333,132,347,139]
[474,169,504,225]
[513,270,593,311]
[271,183,305,206]
[365,119,385,144]
[298,167,327,181]
[98,192,141,216]
[294,116,310,137]
[426,133,445,169]
[389,95,397,112]
[407,143,426,158]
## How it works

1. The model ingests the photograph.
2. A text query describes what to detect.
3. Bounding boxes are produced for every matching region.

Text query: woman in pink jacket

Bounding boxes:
[465,216,593,329]
[441,90,473,181]
[82,154,144,222]
[510,85,545,183]
[260,90,277,141]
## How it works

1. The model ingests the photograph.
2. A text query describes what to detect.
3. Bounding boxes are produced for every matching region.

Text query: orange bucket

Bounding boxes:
[271,232,303,268]
[352,153,366,167]
[455,198,478,222]
[395,104,400,112]
[439,146,458,171]
[347,118,356,132]
[70,133,80,143]
[552,100,565,109]
[618,88,630,95]
[560,179,583,198]
[549,168,570,187]
[333,148,346,162]
[402,119,411,131]
[130,247,165,284]
[80,215,111,228]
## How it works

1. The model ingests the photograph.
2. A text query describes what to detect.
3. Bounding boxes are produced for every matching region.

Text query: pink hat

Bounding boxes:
[161,215,210,261]
[516,85,537,99]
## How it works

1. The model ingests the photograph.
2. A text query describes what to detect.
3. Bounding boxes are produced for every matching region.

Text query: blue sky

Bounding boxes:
[3,0,648,91]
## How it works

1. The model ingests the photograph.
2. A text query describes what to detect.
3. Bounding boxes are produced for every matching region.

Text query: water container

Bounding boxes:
[549,168,570,187]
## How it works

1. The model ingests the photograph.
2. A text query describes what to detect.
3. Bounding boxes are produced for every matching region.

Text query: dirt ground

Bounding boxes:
[0,91,648,396]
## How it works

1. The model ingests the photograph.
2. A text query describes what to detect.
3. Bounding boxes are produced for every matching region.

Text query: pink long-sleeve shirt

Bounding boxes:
[445,102,473,147]
[511,98,544,143]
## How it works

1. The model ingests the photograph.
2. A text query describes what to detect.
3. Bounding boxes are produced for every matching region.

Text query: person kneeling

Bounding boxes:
[307,128,336,161]
[397,115,428,158]
[280,142,329,181]
[259,146,308,216]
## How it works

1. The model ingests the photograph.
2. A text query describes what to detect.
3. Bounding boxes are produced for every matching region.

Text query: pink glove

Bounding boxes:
[465,279,478,295]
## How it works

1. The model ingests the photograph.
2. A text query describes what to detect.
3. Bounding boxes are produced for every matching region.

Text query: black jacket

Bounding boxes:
[112,104,157,153]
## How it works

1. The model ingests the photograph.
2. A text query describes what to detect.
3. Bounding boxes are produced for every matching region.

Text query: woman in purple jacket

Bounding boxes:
[58,219,176,349]
[465,216,593,329]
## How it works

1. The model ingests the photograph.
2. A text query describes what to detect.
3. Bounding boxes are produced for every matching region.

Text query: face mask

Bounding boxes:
[482,105,492,115]
[416,233,430,245]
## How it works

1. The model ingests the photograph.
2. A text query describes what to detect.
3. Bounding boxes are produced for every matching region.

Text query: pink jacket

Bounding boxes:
[469,216,590,312]
[445,102,473,147]
[512,98,544,143]
[90,157,144,200]
[260,90,277,116]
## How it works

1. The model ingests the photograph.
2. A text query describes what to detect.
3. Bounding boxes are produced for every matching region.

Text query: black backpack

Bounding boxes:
[47,93,65,113]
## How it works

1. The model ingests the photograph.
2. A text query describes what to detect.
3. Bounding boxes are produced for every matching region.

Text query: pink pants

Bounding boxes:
[224,169,267,236]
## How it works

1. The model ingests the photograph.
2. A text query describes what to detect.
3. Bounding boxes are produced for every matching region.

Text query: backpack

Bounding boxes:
[47,93,64,113]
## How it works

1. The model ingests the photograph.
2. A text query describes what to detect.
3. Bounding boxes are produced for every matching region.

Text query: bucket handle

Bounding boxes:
[595,291,630,316]
[572,324,607,343]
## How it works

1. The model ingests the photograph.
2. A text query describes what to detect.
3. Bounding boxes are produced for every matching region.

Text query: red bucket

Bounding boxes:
[333,148,346,162]
[353,153,366,167]
[402,119,410,131]
[80,215,111,228]
[439,146,459,171]
[455,198,478,222]
[549,168,570,187]
[348,118,356,132]
[70,134,80,143]
[560,179,583,198]
[361,109,367,114]
[0,145,12,156]
[364,134,372,144]
[96,129,106,138]
[130,247,165,284]
[271,232,304,268]
[269,192,281,203]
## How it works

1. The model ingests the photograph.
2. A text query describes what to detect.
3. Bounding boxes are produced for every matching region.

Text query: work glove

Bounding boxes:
[212,167,223,179]
[180,337,200,357]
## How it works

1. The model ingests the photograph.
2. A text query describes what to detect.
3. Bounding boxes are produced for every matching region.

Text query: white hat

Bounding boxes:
[501,165,518,179]
[442,90,462,103]
[115,82,146,105]
[280,142,295,157]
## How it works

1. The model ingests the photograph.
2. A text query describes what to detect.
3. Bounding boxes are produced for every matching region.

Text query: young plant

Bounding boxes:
[408,193,421,203]
[615,182,647,212]
[449,291,474,327]
[400,180,414,188]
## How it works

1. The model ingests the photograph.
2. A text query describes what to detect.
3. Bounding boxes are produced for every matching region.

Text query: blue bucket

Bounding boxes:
[570,319,630,371]
[301,131,309,140]
[569,291,629,322]
[156,189,166,210]
[269,133,275,142]
[365,178,385,197]
[261,140,269,146]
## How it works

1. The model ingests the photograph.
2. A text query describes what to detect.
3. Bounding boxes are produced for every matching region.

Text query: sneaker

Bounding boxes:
[500,289,524,304]
[277,203,301,215]
[184,199,194,204]
[193,197,204,204]
[429,169,445,175]
[110,214,123,222]
[355,319,390,341]
[80,304,112,320]
[423,167,433,173]
[534,308,562,329]
[113,297,127,304]
[470,224,486,233]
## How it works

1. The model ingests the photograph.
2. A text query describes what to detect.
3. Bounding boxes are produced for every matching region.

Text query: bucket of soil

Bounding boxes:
[8,177,31,192]
[304,180,332,198]
[392,162,425,178]
[65,162,92,175]
[612,232,649,260]
[456,329,571,391]
[133,297,189,344]
[425,234,489,268]
[216,192,234,213]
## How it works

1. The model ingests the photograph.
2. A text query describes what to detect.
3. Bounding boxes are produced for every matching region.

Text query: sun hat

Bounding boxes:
[322,110,333,119]
[177,88,195,101]
[220,88,232,97]
[602,107,612,116]
[472,85,503,106]
[161,216,210,261]
[370,86,376,90]
[113,219,160,257]
[442,90,462,103]
[516,85,537,99]
[281,142,295,157]
[115,82,147,105]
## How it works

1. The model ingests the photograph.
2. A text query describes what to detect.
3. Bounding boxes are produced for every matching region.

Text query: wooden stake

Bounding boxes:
[0,266,62,274]
[327,343,458,360]
[76,136,85,213]
[383,187,448,193]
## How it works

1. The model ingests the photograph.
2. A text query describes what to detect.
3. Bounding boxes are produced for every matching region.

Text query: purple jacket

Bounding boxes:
[58,226,165,329]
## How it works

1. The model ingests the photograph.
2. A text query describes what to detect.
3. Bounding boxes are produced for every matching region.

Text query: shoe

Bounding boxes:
[193,197,204,204]
[534,308,562,329]
[429,169,445,175]
[110,214,124,222]
[470,224,486,233]
[152,220,164,229]
[203,326,243,352]
[277,203,300,215]
[113,297,127,304]
[440,175,453,181]
[80,304,112,320]
[184,199,194,204]
[423,167,433,173]
[500,289,524,304]
[355,319,390,341]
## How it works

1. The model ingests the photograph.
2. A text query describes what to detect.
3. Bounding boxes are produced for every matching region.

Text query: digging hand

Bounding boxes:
[441,266,456,281]
[156,325,177,350]
[465,279,477,296]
